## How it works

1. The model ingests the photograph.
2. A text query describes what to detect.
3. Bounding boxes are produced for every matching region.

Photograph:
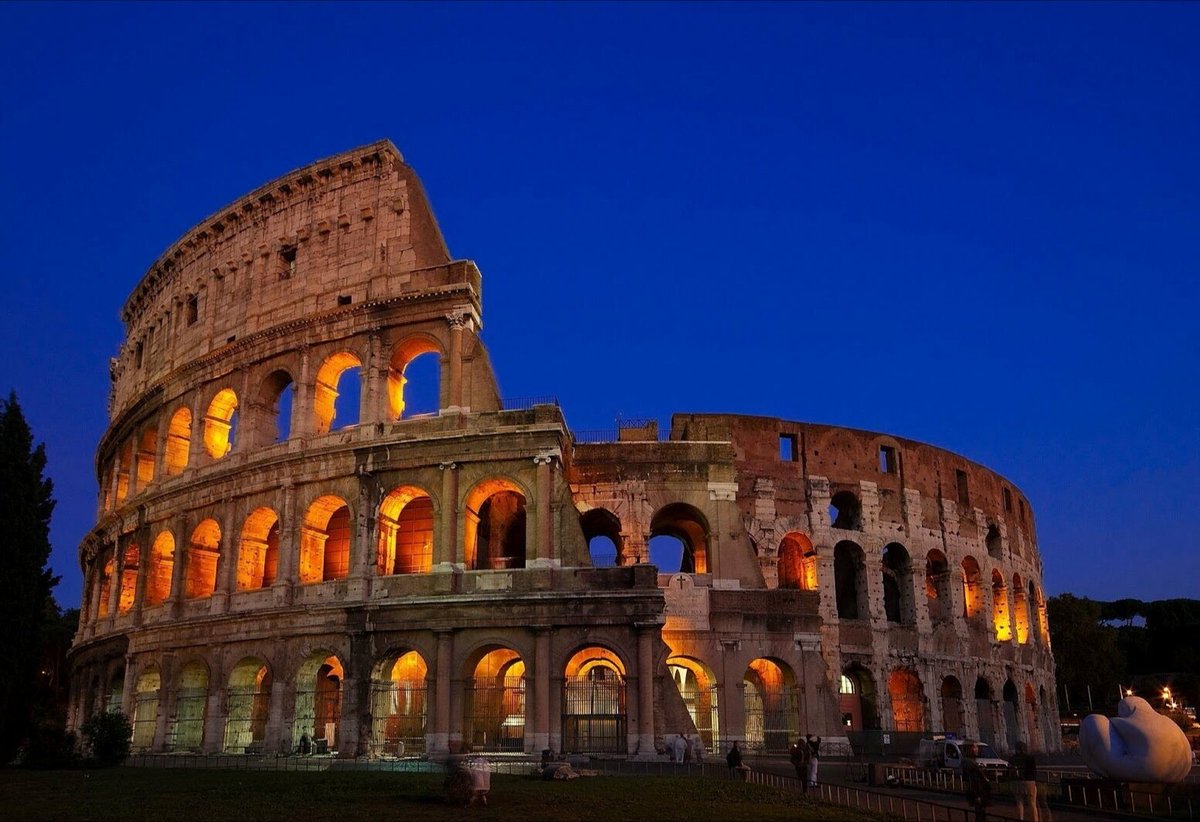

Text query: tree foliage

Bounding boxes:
[80,711,131,766]
[0,391,58,763]
[1047,594,1124,711]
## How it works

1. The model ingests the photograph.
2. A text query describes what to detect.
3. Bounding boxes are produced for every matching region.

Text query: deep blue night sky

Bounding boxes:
[2,2,1196,609]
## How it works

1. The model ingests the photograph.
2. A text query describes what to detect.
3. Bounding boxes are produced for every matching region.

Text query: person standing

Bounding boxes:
[805,734,821,788]
[726,741,742,771]
[963,743,992,822]
[1011,740,1039,821]
[790,737,811,793]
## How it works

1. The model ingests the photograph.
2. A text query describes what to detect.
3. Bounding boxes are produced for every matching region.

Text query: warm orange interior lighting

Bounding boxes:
[147,531,175,606]
[991,570,1012,642]
[165,407,191,475]
[300,495,350,583]
[313,352,361,434]
[118,543,140,613]
[377,487,434,575]
[185,519,221,599]
[203,389,238,458]
[237,507,280,590]
[387,337,441,420]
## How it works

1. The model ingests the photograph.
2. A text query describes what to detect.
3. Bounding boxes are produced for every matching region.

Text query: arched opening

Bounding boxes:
[202,388,238,458]
[467,647,526,752]
[834,540,867,619]
[105,668,125,714]
[1023,683,1040,752]
[742,658,797,753]
[237,507,280,590]
[115,439,132,504]
[650,503,709,574]
[580,508,622,568]
[1012,573,1030,645]
[314,352,362,433]
[96,551,115,618]
[118,543,139,614]
[1032,584,1050,647]
[974,677,995,747]
[1002,679,1021,750]
[293,653,344,753]
[300,495,351,583]
[829,490,862,530]
[369,650,428,756]
[146,531,175,606]
[165,406,191,475]
[985,522,1002,559]
[941,676,964,737]
[839,665,878,732]
[778,532,818,591]
[464,479,527,571]
[882,542,914,624]
[388,338,442,419]
[961,556,983,620]
[255,369,295,446]
[377,487,434,575]
[888,669,925,732]
[169,661,208,752]
[131,668,160,752]
[925,550,951,624]
[668,657,719,754]
[184,519,221,599]
[562,646,627,753]
[224,658,271,753]
[992,569,1012,641]
[135,426,157,492]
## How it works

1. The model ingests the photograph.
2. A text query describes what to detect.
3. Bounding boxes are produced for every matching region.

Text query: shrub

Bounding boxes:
[80,711,132,766]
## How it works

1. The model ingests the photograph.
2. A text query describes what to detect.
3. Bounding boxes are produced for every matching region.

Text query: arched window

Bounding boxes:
[388,337,442,419]
[237,507,280,590]
[202,389,238,458]
[223,658,271,753]
[668,657,719,754]
[1012,573,1030,644]
[115,439,132,504]
[992,569,1012,641]
[941,676,964,737]
[135,426,157,492]
[300,496,351,583]
[130,668,161,752]
[580,508,622,568]
[467,647,525,752]
[377,487,434,575]
[464,480,527,571]
[118,543,140,614]
[563,647,627,753]
[293,653,343,752]
[650,503,709,574]
[834,540,867,619]
[165,407,191,475]
[888,669,926,732]
[146,531,175,606]
[829,490,862,530]
[985,522,1002,559]
[1002,679,1021,749]
[185,519,221,599]
[253,369,294,446]
[839,664,878,731]
[882,542,913,624]
[974,677,996,746]
[370,650,428,756]
[314,352,362,433]
[743,658,797,753]
[169,661,208,752]
[96,551,115,618]
[778,533,817,591]
[925,550,951,624]
[961,556,982,620]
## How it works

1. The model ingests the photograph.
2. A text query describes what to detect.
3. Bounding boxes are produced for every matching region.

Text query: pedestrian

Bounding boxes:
[790,736,811,793]
[726,740,742,771]
[682,733,693,765]
[805,734,821,787]
[963,743,992,822]
[692,734,704,764]
[1010,740,1039,821]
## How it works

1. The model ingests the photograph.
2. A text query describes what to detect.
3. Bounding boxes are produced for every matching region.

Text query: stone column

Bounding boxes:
[203,665,226,753]
[152,659,174,752]
[106,542,123,626]
[533,628,551,752]
[132,519,150,627]
[293,346,312,439]
[447,313,465,410]
[533,455,555,566]
[437,463,459,571]
[264,675,290,754]
[273,483,297,606]
[120,656,137,718]
[346,473,373,601]
[210,505,237,614]
[363,329,383,426]
[431,630,453,756]
[168,514,189,618]
[636,625,657,754]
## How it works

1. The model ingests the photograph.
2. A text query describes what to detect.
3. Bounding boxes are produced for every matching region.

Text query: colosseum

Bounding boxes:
[67,140,1060,761]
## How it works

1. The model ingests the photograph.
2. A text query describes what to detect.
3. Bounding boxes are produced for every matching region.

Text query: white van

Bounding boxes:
[916,736,1009,780]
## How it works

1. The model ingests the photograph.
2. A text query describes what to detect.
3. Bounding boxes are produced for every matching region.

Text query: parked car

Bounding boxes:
[916,736,1009,780]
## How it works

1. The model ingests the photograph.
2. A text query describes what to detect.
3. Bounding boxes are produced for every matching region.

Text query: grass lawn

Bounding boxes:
[0,768,883,821]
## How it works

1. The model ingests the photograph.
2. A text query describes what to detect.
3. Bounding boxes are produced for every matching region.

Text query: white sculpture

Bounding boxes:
[1079,696,1193,783]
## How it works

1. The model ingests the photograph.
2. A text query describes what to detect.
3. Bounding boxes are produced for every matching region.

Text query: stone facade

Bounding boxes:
[68,140,1059,759]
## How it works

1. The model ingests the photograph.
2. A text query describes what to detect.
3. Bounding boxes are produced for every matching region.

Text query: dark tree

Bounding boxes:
[1048,594,1124,711]
[0,392,58,763]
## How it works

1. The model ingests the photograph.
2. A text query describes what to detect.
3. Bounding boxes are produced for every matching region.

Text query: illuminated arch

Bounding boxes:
[168,660,209,752]
[254,369,295,446]
[992,569,1012,641]
[130,666,161,752]
[563,646,627,753]
[184,519,221,599]
[292,652,344,751]
[668,655,719,753]
[96,550,115,618]
[237,507,280,590]
[300,495,352,583]
[314,352,362,434]
[117,542,139,614]
[778,532,817,591]
[202,388,238,458]
[1012,572,1030,644]
[961,556,983,620]
[223,657,271,752]
[135,426,157,492]
[887,668,926,732]
[146,531,175,606]
[115,439,132,504]
[377,486,435,575]
[387,336,443,420]
[165,406,191,475]
[464,478,527,571]
[839,664,878,732]
[743,658,797,752]
[467,646,526,752]
[369,650,429,755]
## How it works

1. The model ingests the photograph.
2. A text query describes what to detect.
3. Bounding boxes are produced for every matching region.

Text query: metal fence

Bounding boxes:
[500,395,558,411]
